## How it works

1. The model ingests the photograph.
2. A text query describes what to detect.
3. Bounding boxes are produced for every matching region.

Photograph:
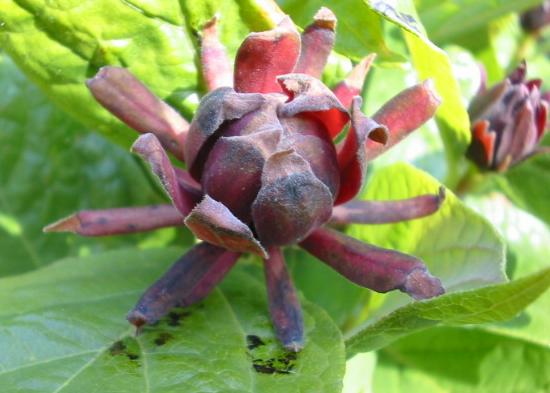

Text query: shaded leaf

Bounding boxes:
[0,248,345,392]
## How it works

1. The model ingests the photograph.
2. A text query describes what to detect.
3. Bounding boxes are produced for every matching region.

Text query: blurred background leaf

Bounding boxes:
[0,53,194,277]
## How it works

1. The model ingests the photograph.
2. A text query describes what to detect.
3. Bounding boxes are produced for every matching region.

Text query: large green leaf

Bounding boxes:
[0,0,278,147]
[495,153,550,228]
[417,0,542,45]
[374,327,550,393]
[0,54,189,277]
[346,266,550,355]
[466,194,550,348]
[0,248,345,392]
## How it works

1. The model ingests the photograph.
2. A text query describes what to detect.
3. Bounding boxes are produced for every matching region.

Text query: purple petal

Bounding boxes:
[200,16,233,91]
[330,187,445,225]
[184,195,268,258]
[43,205,183,236]
[202,130,281,222]
[132,134,197,216]
[184,87,265,178]
[335,97,388,205]
[127,243,239,327]
[277,73,350,138]
[293,7,336,78]
[332,54,376,109]
[252,150,333,246]
[87,66,189,161]
[300,228,445,300]
[234,16,301,93]
[368,80,441,161]
[264,247,304,352]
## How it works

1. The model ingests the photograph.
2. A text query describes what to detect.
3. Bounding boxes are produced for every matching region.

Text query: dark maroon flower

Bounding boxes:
[521,0,550,33]
[467,61,548,171]
[45,8,445,351]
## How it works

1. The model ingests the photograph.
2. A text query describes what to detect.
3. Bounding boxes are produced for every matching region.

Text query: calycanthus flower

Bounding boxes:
[45,8,445,351]
[467,61,549,171]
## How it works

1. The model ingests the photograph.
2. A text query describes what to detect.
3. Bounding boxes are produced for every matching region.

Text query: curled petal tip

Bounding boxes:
[127,310,149,328]
[313,7,337,30]
[403,268,445,300]
[43,214,79,233]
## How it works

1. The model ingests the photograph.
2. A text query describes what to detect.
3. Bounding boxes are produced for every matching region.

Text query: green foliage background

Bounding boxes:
[0,0,549,392]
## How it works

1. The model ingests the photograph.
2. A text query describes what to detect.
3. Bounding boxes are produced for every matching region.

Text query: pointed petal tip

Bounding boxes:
[403,268,445,300]
[283,340,304,352]
[313,7,337,30]
[130,132,156,153]
[43,214,79,233]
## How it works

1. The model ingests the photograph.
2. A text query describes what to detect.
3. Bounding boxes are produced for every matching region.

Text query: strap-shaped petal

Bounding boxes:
[185,195,268,258]
[127,243,240,327]
[300,228,445,300]
[87,66,189,161]
[252,150,333,246]
[43,205,183,236]
[185,87,265,177]
[132,133,197,216]
[278,73,350,138]
[264,247,304,352]
[200,16,233,91]
[368,80,441,161]
[293,7,336,78]
[234,16,301,93]
[202,130,281,222]
[332,54,376,109]
[330,187,445,225]
[335,97,387,205]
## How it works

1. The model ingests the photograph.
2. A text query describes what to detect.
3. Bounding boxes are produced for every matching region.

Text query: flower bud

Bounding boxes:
[467,62,548,171]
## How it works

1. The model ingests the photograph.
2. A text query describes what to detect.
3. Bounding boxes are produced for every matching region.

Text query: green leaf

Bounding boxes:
[466,194,550,348]
[0,0,278,146]
[374,327,550,393]
[342,352,377,393]
[417,0,542,45]
[350,163,506,294]
[0,248,345,392]
[0,54,187,277]
[496,154,550,228]
[346,266,550,355]
[363,0,471,183]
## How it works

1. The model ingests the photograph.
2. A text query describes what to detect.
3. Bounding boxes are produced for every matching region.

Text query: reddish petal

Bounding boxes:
[43,205,183,236]
[300,228,445,300]
[293,7,336,78]
[252,150,333,246]
[280,133,340,197]
[234,16,301,93]
[264,247,304,352]
[202,130,281,222]
[184,87,265,178]
[127,243,239,327]
[467,120,495,169]
[335,97,388,205]
[368,80,441,161]
[185,195,268,258]
[278,73,350,138]
[87,67,189,161]
[330,187,445,225]
[332,54,376,109]
[132,134,197,216]
[535,100,548,140]
[200,16,233,91]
